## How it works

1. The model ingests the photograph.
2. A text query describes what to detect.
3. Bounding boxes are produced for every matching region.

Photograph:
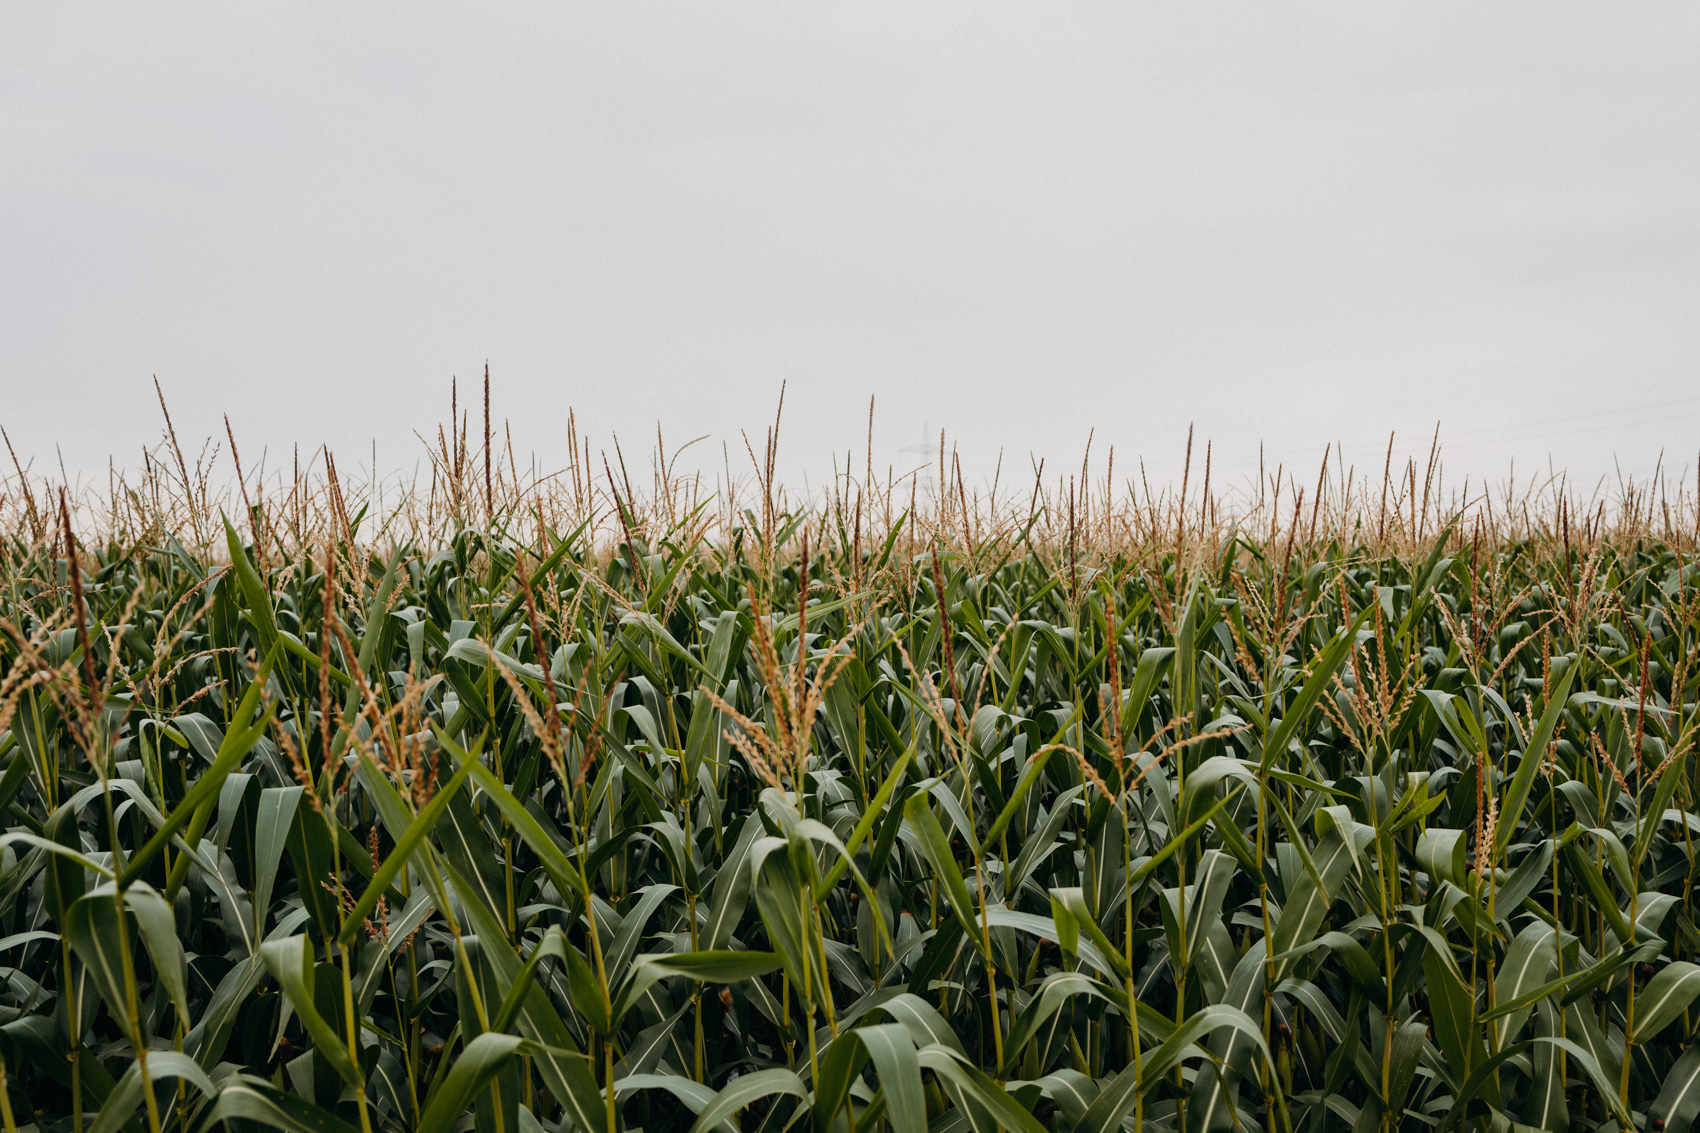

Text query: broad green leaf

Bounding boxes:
[818,744,916,893]
[1185,948,1269,1133]
[63,891,135,1043]
[1560,839,1635,944]
[1630,961,1700,1043]
[122,882,189,1027]
[980,744,1054,848]
[1138,1004,1271,1100]
[337,754,476,944]
[1490,920,1556,1045]
[903,790,981,948]
[1521,1000,1568,1133]
[1422,930,1484,1089]
[436,724,585,900]
[1050,888,1130,983]
[417,1032,527,1133]
[863,1020,931,1133]
[1439,1037,1630,1132]
[225,516,281,657]
[686,1068,807,1133]
[917,1046,1048,1133]
[702,817,761,950]
[1416,826,1469,884]
[185,955,266,1070]
[612,950,782,1027]
[1260,609,1369,771]
[441,859,614,1133]
[1652,1043,1700,1133]
[200,1079,361,1133]
[258,934,363,1089]
[1269,826,1360,976]
[1001,972,1118,1074]
[615,1074,727,1130]
[125,641,279,890]
[252,785,304,935]
[1494,659,1577,859]
[88,1051,215,1133]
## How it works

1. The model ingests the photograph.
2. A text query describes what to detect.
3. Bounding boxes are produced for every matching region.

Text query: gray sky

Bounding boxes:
[3,4,1698,502]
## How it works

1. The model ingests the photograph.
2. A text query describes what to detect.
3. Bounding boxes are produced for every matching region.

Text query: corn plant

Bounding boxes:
[2,411,1700,1133]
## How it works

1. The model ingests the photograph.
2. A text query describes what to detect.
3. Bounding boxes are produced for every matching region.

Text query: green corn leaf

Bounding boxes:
[1269,825,1360,977]
[1438,1036,1630,1132]
[1074,1005,1270,1133]
[336,753,477,944]
[702,817,762,950]
[490,520,589,631]
[436,723,585,899]
[817,744,916,894]
[224,516,280,658]
[1422,930,1483,1088]
[604,882,679,986]
[284,799,341,942]
[1130,789,1237,891]
[258,934,364,1089]
[252,786,304,936]
[1559,839,1635,944]
[562,934,613,1034]
[440,859,616,1133]
[1651,1043,1700,1133]
[199,1079,361,1133]
[62,891,135,1043]
[1000,972,1118,1074]
[686,1068,807,1133]
[1259,608,1369,771]
[614,1074,727,1129]
[0,748,33,823]
[1050,887,1130,983]
[980,745,1055,849]
[124,641,279,890]
[1138,1004,1271,1099]
[185,955,266,1070]
[1416,826,1469,884]
[917,1046,1048,1133]
[1187,949,1269,1133]
[1520,1001,1568,1133]
[849,1024,926,1133]
[1636,746,1691,868]
[121,882,190,1027]
[613,950,782,1029]
[1630,961,1700,1043]
[88,1051,215,1133]
[416,1032,528,1133]
[1494,659,1578,860]
[1489,920,1557,1045]
[903,790,981,947]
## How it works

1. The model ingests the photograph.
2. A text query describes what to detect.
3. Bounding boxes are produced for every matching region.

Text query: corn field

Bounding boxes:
[4,403,1700,1133]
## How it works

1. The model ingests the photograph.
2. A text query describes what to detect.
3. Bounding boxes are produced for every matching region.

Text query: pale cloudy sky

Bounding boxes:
[3,5,1697,501]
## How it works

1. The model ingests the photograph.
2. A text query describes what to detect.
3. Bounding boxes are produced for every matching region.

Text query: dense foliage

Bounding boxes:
[3,472,1700,1133]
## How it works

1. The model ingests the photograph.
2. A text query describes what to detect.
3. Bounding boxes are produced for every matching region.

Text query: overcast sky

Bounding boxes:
[3,5,1697,502]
